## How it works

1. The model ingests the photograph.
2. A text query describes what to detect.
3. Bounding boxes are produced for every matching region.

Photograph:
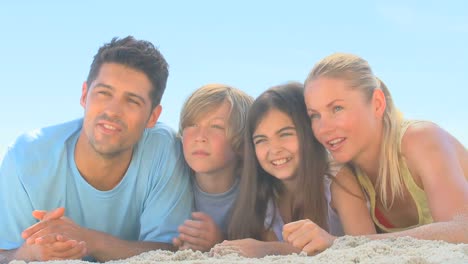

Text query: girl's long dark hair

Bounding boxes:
[227,82,329,240]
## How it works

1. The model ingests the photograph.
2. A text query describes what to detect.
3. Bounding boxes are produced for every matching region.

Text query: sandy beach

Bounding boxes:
[10,236,467,264]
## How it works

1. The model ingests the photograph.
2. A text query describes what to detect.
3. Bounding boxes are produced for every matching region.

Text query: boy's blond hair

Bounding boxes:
[179,84,254,156]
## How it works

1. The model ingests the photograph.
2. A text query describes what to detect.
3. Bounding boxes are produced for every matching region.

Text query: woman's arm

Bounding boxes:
[402,122,468,222]
[331,166,376,235]
[365,122,468,243]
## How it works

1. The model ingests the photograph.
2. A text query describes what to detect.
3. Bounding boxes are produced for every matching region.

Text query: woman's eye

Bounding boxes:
[333,106,343,113]
[308,113,319,120]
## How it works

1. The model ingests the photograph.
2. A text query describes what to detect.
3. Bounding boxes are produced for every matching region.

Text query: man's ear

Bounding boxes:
[372,88,386,118]
[80,82,88,108]
[146,105,162,128]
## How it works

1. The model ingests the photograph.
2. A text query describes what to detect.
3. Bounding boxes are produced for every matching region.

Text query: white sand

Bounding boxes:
[11,236,468,264]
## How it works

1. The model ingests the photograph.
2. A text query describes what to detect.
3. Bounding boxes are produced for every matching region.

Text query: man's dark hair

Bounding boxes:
[86,36,169,108]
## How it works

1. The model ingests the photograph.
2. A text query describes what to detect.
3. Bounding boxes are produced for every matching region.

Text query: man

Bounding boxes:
[0,36,193,262]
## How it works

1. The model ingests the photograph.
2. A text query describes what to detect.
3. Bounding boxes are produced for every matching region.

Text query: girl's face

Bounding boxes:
[253,108,300,183]
[182,101,236,176]
[304,77,383,164]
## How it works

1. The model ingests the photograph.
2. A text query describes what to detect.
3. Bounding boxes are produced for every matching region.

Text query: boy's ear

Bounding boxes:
[146,105,162,128]
[372,88,386,118]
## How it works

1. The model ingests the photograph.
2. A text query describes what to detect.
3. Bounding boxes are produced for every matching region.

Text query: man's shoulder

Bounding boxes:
[8,118,82,158]
[136,122,185,164]
[148,122,177,136]
[141,122,179,145]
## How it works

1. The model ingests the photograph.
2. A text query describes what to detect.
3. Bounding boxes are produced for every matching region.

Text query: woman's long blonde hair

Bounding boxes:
[305,53,404,209]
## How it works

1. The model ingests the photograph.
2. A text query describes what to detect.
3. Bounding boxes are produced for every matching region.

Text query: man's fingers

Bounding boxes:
[48,241,87,259]
[66,241,87,259]
[32,207,65,222]
[24,208,66,240]
[32,210,47,221]
[43,207,65,221]
[22,220,49,241]
[34,233,63,245]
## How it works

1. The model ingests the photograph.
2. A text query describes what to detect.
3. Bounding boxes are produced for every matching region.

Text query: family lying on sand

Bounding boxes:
[0,36,467,263]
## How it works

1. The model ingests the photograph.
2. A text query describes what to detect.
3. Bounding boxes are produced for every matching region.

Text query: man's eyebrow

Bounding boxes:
[93,83,113,90]
[93,84,148,105]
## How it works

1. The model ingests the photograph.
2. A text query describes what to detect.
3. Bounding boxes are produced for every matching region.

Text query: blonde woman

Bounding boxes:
[284,53,468,255]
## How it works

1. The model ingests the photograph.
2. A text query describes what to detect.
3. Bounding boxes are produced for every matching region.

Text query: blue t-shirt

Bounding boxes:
[193,177,240,234]
[0,119,193,250]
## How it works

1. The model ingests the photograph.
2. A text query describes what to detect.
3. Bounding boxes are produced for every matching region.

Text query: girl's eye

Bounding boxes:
[333,106,343,113]
[253,138,266,145]
[280,132,293,137]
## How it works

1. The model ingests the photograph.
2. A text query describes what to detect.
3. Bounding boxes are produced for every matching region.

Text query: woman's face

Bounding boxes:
[253,108,300,183]
[304,77,383,164]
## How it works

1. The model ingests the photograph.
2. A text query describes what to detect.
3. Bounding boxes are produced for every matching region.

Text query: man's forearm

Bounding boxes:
[85,229,174,262]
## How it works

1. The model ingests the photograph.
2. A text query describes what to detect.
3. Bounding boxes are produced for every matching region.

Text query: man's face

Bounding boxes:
[80,63,161,158]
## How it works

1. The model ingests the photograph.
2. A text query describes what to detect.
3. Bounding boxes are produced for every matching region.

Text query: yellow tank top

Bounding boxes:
[356,120,433,233]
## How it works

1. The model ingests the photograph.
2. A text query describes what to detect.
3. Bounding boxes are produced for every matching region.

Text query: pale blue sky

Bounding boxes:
[1,1,467,160]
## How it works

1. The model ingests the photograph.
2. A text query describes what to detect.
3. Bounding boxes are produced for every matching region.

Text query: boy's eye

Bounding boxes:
[211,124,225,130]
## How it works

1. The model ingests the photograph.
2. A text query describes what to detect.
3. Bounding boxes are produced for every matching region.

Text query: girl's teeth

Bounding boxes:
[272,157,290,166]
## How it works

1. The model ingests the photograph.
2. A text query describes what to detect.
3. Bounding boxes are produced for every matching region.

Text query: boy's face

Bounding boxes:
[182,101,236,177]
[80,63,161,158]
